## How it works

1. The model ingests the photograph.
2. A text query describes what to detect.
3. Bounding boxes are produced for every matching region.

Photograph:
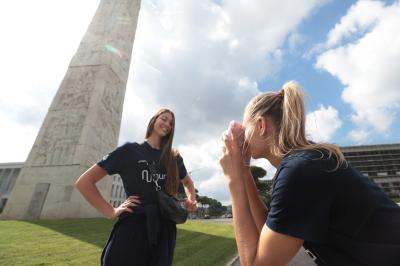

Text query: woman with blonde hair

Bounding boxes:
[75,108,197,266]
[220,81,400,265]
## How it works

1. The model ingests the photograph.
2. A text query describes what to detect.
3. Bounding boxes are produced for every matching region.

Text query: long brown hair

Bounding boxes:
[145,108,179,196]
[245,81,346,170]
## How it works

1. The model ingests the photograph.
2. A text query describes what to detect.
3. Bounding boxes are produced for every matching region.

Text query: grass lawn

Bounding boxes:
[0,219,237,266]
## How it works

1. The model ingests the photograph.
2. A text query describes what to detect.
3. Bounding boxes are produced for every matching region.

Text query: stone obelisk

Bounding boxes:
[2,0,141,219]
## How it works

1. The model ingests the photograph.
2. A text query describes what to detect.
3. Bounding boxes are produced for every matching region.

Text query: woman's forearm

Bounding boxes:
[76,180,114,219]
[229,178,260,266]
[242,167,268,233]
[75,165,115,219]
[183,176,196,201]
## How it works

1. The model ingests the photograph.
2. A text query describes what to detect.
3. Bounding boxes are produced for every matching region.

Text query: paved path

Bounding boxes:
[227,248,315,266]
[225,248,316,266]
[289,248,315,265]
[197,219,315,265]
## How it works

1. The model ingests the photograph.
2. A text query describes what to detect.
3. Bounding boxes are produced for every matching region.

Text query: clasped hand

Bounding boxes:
[219,121,250,183]
[183,198,198,212]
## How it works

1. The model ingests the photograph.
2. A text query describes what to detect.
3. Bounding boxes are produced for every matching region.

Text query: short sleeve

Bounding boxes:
[177,154,187,179]
[266,156,332,243]
[97,143,129,175]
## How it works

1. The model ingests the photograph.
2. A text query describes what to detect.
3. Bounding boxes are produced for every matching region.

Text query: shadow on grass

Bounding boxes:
[23,219,237,265]
[174,228,237,266]
[27,218,113,248]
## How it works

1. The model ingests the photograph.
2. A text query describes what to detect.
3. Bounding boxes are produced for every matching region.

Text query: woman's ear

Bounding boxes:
[257,117,268,137]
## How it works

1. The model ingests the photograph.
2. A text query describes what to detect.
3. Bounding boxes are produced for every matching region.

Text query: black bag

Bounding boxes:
[148,163,188,224]
[157,190,188,224]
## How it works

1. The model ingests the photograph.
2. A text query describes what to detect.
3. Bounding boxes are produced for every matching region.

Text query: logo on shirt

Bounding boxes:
[138,160,166,191]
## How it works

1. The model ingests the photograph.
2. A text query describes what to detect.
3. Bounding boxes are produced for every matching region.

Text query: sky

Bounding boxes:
[0,0,399,204]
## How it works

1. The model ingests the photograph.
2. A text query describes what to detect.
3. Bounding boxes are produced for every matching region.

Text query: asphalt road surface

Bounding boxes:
[196,219,315,265]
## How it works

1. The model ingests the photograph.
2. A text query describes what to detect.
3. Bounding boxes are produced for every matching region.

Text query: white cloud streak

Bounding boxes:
[315,0,400,142]
[0,0,100,161]
[306,105,342,143]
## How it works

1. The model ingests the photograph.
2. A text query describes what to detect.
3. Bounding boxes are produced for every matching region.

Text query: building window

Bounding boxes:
[0,198,8,213]
[113,186,118,198]
[2,169,11,180]
[384,188,391,193]
[392,182,400,188]
[5,169,17,191]
[377,172,388,177]
[12,169,20,179]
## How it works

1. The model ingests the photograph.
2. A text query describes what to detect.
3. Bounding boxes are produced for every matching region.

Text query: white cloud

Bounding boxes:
[325,1,385,48]
[288,32,306,54]
[178,140,221,179]
[349,129,369,144]
[306,105,342,143]
[198,174,231,205]
[178,140,231,204]
[0,0,100,158]
[315,0,400,142]
[0,112,38,162]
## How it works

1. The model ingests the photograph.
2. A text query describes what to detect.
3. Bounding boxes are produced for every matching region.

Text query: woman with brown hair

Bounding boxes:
[75,108,197,266]
[220,81,400,265]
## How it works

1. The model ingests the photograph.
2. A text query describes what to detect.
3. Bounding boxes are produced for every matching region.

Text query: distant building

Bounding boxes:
[0,162,23,212]
[0,161,126,214]
[2,143,400,215]
[340,143,400,198]
[110,175,127,207]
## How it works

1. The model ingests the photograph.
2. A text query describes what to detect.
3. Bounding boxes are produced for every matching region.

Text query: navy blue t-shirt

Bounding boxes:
[267,149,400,266]
[97,142,187,204]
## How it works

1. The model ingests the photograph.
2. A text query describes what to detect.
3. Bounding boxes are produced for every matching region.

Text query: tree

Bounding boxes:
[251,166,266,179]
[195,194,226,217]
[250,165,272,206]
[208,198,226,217]
[196,195,209,218]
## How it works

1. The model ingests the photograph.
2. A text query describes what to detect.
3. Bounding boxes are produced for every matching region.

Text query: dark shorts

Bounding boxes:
[101,213,177,266]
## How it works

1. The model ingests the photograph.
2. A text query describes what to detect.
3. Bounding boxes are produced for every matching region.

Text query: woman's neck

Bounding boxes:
[267,154,282,168]
[146,134,161,149]
[265,146,283,168]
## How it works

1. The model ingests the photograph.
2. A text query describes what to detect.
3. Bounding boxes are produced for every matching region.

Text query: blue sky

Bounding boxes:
[263,0,400,146]
[265,1,353,144]
[0,0,399,203]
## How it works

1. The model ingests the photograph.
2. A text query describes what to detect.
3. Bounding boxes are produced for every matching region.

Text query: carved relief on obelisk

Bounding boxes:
[2,0,141,219]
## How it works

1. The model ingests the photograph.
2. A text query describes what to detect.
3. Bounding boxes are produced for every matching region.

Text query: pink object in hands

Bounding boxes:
[225,120,245,148]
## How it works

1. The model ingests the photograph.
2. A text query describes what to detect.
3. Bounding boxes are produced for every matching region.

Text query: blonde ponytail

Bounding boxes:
[245,81,346,170]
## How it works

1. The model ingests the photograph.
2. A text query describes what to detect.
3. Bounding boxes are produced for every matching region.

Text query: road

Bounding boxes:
[195,218,315,265]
